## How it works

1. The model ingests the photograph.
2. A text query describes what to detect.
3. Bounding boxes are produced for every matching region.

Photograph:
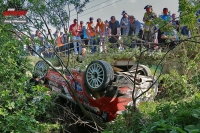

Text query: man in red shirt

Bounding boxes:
[69,19,82,54]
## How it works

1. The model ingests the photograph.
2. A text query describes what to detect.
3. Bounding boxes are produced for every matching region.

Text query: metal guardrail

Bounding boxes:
[29,35,172,58]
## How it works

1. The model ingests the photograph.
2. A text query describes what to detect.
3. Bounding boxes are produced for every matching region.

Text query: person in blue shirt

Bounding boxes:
[157,8,178,49]
[160,8,172,22]
[196,10,200,23]
[181,26,191,37]
[125,15,143,48]
[80,21,88,46]
[126,15,142,37]
[196,10,200,35]
[120,10,129,35]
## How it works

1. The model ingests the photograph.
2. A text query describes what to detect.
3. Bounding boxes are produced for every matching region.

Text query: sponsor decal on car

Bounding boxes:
[48,72,66,84]
[72,81,82,92]
[62,85,72,99]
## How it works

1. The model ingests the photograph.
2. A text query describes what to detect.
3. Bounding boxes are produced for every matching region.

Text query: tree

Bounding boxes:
[0,0,108,132]
[103,0,200,132]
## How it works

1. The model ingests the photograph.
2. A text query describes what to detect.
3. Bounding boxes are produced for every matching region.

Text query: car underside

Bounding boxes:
[34,60,158,122]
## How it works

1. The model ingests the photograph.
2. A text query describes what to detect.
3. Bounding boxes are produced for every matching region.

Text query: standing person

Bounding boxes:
[57,32,63,47]
[80,21,88,46]
[38,33,45,57]
[31,30,40,57]
[45,29,54,58]
[125,15,143,48]
[160,8,172,22]
[87,17,97,53]
[120,10,129,35]
[80,21,88,54]
[61,28,71,54]
[31,30,45,57]
[105,20,109,34]
[108,16,120,48]
[172,13,180,32]
[105,20,109,52]
[143,5,157,42]
[196,8,200,35]
[53,30,59,45]
[56,32,65,53]
[158,8,177,49]
[69,19,82,55]
[96,18,107,53]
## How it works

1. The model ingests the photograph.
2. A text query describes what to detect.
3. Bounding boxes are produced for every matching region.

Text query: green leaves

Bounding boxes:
[184,124,200,133]
[0,108,8,117]
[192,109,200,119]
[6,102,15,110]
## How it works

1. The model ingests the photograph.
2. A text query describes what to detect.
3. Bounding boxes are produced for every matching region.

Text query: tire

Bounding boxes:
[104,62,114,81]
[34,60,49,78]
[129,64,152,76]
[84,60,114,92]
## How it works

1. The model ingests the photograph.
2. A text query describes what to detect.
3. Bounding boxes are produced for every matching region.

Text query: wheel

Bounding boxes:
[34,60,49,78]
[129,64,152,76]
[84,60,114,92]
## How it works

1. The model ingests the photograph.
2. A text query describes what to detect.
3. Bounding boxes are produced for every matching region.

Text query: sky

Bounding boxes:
[65,0,179,30]
[34,0,180,33]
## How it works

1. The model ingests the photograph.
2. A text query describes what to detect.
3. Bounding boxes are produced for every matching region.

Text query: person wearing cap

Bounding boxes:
[143,5,157,42]
[120,10,129,35]
[125,15,143,48]
[87,17,97,53]
[96,18,107,53]
[108,16,120,48]
[69,19,82,54]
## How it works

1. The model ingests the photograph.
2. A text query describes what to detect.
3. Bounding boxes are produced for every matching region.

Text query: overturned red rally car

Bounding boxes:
[34,60,158,122]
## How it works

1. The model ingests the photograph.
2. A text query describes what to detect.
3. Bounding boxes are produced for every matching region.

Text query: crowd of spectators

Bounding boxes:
[20,5,193,58]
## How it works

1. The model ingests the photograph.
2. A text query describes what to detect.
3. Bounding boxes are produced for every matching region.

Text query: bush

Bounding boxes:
[103,94,200,133]
[157,70,198,101]
[0,26,60,132]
